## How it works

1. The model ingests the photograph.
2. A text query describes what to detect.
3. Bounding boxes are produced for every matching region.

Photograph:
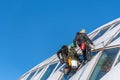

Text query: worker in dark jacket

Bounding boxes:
[57,45,68,64]
[73,29,95,62]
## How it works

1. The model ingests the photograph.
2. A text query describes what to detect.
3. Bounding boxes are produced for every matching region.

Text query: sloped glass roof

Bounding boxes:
[19,18,120,80]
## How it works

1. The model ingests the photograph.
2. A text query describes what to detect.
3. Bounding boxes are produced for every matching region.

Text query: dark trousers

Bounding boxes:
[80,43,91,61]
[82,48,87,61]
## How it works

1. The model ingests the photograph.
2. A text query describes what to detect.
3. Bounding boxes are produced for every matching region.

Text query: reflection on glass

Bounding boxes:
[40,63,57,80]
[90,48,119,80]
[26,70,36,80]
[92,27,109,41]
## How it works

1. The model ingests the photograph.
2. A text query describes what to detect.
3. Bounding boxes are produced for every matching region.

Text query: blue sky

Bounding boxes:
[0,0,120,80]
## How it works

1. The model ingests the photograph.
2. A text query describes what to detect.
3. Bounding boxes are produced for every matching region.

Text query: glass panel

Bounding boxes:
[87,52,98,61]
[111,33,120,42]
[56,63,63,71]
[35,68,42,75]
[88,32,97,39]
[78,52,98,61]
[118,55,120,63]
[92,27,109,41]
[26,71,36,80]
[115,55,120,66]
[110,23,120,30]
[62,72,74,80]
[91,52,98,56]
[40,63,57,80]
[90,48,119,80]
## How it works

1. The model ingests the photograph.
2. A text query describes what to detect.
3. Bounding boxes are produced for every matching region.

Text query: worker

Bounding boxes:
[57,45,68,64]
[73,29,95,63]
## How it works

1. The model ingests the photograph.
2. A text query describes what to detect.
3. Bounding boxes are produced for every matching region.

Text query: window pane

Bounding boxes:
[115,55,120,65]
[26,71,36,80]
[56,63,63,71]
[118,55,120,62]
[35,68,42,75]
[90,48,119,80]
[59,65,70,80]
[40,63,57,80]
[91,52,98,56]
[110,23,120,30]
[92,27,109,41]
[111,33,120,42]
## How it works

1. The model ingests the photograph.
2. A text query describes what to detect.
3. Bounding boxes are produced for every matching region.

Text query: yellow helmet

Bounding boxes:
[80,29,86,33]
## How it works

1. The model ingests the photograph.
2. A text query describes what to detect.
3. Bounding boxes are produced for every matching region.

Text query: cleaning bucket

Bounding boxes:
[71,60,78,69]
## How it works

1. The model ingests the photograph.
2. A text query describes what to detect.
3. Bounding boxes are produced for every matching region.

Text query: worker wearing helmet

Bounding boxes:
[73,29,95,63]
